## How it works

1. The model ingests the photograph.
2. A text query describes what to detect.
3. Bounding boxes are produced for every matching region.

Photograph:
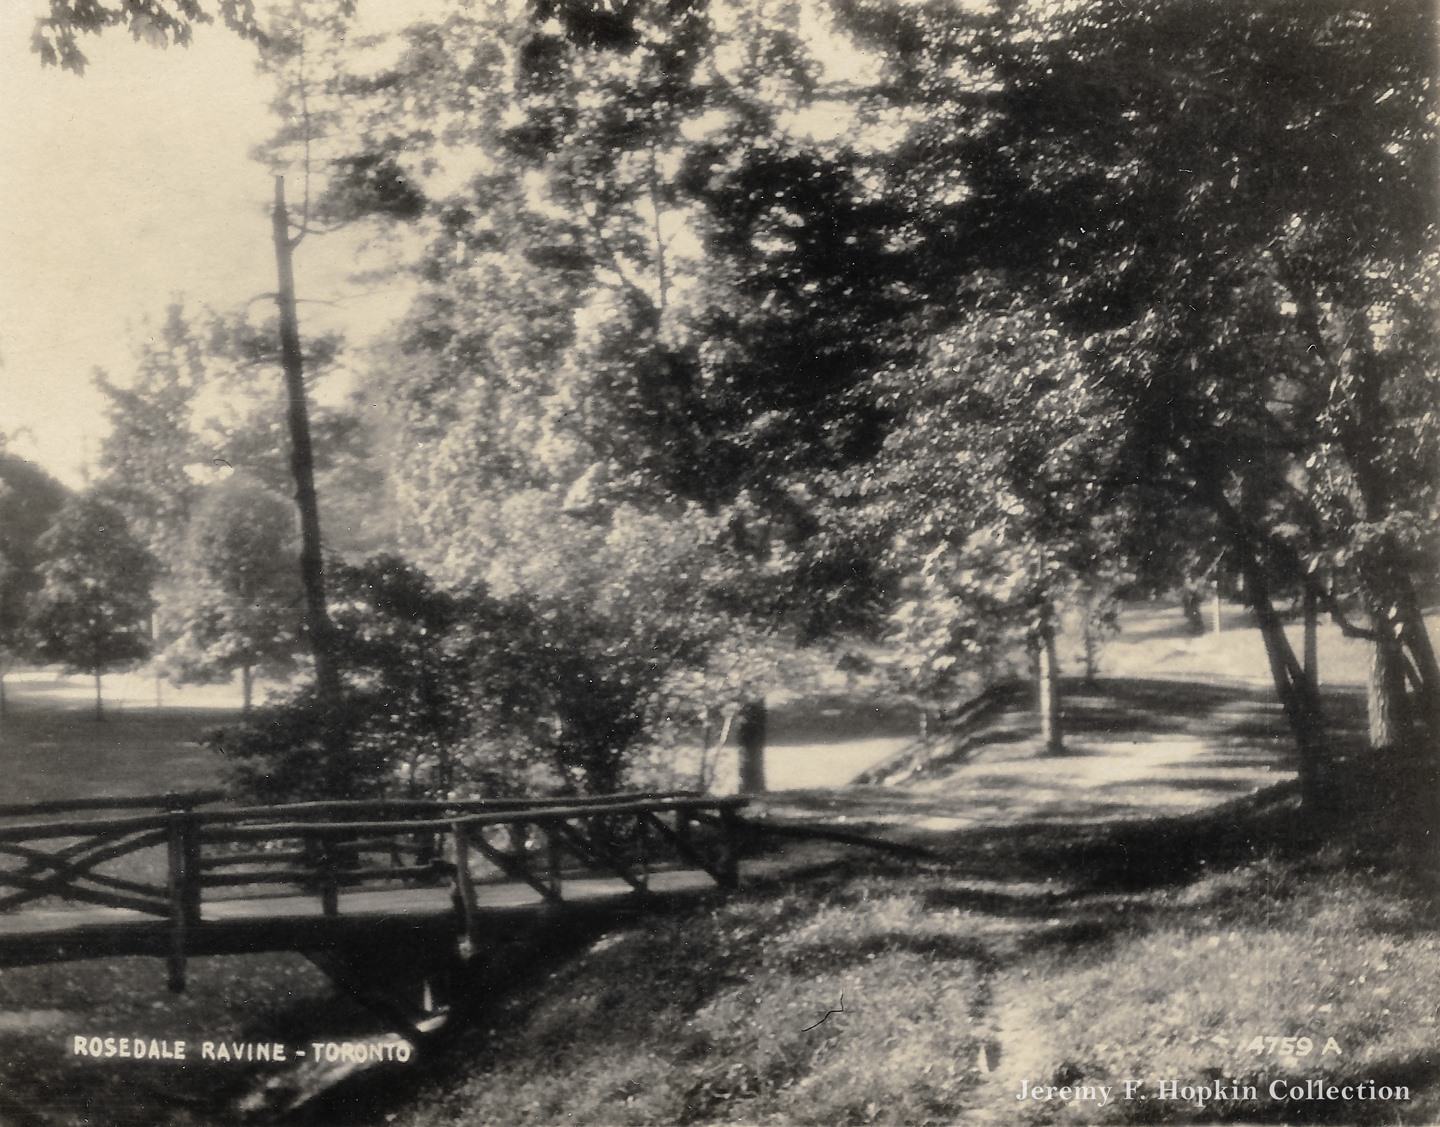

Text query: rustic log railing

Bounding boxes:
[0,792,748,991]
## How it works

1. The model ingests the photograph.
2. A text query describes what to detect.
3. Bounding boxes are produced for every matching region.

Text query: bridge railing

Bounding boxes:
[192,794,747,904]
[0,792,748,990]
[0,790,222,918]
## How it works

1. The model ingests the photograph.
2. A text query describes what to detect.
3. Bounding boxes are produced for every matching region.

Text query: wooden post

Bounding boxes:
[1037,616,1064,754]
[1303,584,1319,695]
[507,820,528,862]
[675,808,693,860]
[737,699,768,795]
[181,815,202,926]
[718,805,741,890]
[545,821,563,901]
[452,823,478,957]
[318,835,339,917]
[634,814,649,892]
[165,814,189,993]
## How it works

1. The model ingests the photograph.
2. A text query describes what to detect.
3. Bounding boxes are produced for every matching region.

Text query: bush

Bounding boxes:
[212,555,678,801]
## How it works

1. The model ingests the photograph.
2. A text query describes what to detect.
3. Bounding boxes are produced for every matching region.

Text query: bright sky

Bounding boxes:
[0,2,399,487]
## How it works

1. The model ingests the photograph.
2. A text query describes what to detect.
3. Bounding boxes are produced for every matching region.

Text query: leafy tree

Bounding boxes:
[326,0,909,789]
[0,455,70,716]
[32,0,265,74]
[94,303,210,561]
[218,557,466,802]
[832,0,1438,803]
[27,495,157,720]
[854,304,1134,753]
[163,476,302,712]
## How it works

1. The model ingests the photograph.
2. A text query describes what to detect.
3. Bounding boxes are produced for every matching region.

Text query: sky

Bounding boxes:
[0,2,401,488]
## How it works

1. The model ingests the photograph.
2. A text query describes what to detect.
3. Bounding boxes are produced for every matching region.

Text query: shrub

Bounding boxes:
[213,555,679,801]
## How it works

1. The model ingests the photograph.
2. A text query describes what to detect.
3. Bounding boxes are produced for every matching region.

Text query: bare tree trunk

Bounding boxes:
[241,664,254,716]
[151,611,162,710]
[1394,581,1440,739]
[93,671,104,722]
[738,698,767,795]
[1212,585,1224,634]
[1181,583,1205,635]
[1239,550,1325,807]
[1205,481,1326,809]
[1038,619,1063,754]
[271,177,343,732]
[1081,615,1100,684]
[698,707,735,793]
[1368,643,1402,750]
[1366,604,1410,751]
[1303,584,1319,695]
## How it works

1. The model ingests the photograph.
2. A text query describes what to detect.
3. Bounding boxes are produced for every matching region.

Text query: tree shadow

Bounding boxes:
[775,929,998,974]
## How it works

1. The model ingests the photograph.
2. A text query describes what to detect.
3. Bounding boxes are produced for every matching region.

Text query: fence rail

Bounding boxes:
[0,793,748,990]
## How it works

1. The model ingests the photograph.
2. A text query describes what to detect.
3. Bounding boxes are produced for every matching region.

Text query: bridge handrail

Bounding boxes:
[0,792,721,842]
[198,796,748,840]
[190,789,706,824]
[0,790,224,820]
[0,811,177,842]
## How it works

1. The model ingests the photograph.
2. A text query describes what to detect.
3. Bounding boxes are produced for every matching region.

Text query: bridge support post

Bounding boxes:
[635,813,649,892]
[719,806,742,890]
[164,813,194,993]
[544,821,564,901]
[318,835,339,917]
[451,823,479,958]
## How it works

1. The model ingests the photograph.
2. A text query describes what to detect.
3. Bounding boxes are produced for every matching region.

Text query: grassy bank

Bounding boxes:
[311,784,1439,1127]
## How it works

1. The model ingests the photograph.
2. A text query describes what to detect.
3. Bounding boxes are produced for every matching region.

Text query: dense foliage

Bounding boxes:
[216,554,722,800]
[0,455,70,683]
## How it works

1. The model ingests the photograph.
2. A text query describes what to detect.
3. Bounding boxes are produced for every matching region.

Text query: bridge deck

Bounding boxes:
[0,867,721,966]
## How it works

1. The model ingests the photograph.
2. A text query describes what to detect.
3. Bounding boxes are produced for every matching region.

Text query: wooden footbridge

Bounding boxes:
[0,790,748,1031]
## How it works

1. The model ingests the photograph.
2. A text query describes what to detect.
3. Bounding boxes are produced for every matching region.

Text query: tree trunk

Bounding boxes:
[737,698,767,795]
[1237,547,1325,808]
[1181,583,1205,635]
[93,671,104,722]
[0,672,6,721]
[1212,586,1224,634]
[699,707,736,793]
[1368,642,1403,751]
[1081,616,1100,684]
[1393,581,1440,739]
[1038,616,1063,754]
[271,177,343,732]
[1205,482,1326,809]
[1366,604,1410,751]
[241,664,254,716]
[1303,584,1319,695]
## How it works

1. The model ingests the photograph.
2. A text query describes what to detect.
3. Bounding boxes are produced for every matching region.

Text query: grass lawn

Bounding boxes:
[0,672,231,804]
